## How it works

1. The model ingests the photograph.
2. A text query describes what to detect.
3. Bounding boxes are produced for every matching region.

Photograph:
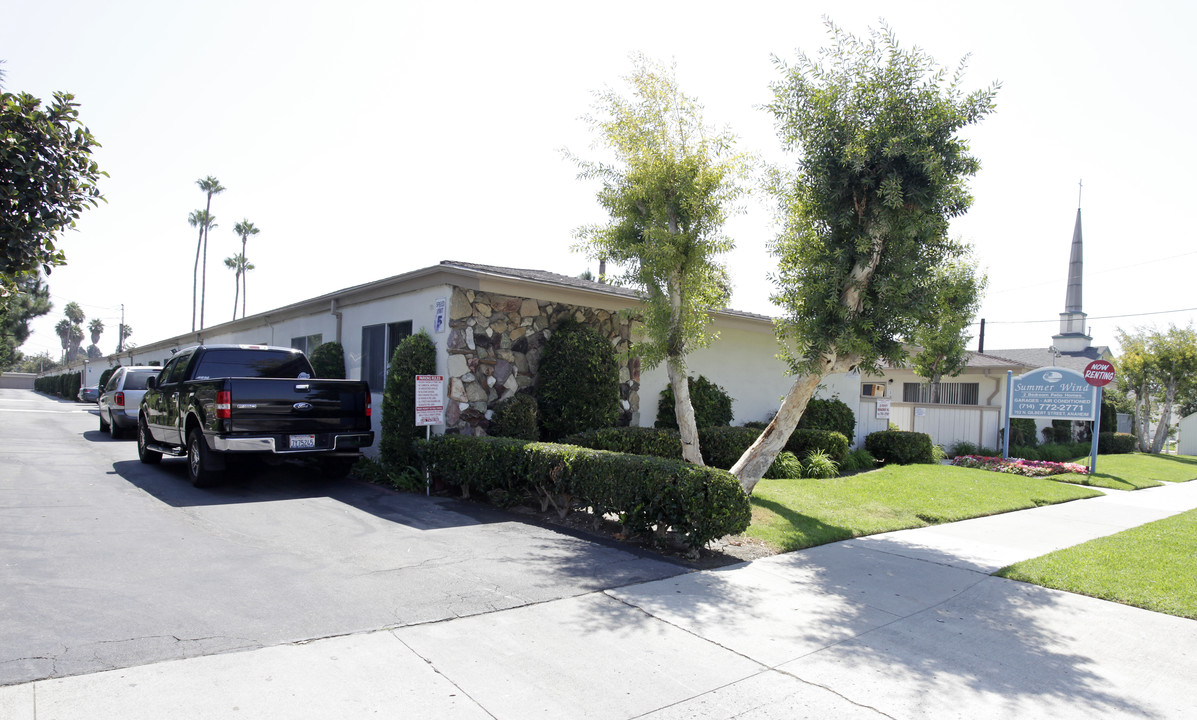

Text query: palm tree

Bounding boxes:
[194,176,226,329]
[55,319,71,364]
[232,220,259,319]
[189,209,216,331]
[88,317,103,345]
[223,254,254,320]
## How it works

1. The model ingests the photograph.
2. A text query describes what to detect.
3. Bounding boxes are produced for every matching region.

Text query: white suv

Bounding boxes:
[98,366,160,439]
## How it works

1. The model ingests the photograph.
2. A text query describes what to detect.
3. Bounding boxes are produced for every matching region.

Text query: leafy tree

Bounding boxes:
[232,219,259,318]
[189,209,216,331]
[570,55,751,464]
[1,83,105,285]
[732,22,998,492]
[909,253,987,403]
[193,176,225,330]
[14,350,58,374]
[223,254,254,320]
[1117,324,1197,453]
[0,272,51,369]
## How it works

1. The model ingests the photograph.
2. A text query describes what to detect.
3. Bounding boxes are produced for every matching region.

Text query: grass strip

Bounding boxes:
[996,508,1197,619]
[746,464,1100,552]
[1071,452,1197,487]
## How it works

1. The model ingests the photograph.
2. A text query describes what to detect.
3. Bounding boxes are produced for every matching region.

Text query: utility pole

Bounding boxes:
[117,304,125,354]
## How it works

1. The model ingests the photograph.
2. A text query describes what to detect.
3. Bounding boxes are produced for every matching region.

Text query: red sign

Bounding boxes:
[1083,360,1116,387]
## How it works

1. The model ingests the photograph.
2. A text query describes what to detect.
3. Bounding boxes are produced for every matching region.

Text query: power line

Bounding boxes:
[976,306,1197,326]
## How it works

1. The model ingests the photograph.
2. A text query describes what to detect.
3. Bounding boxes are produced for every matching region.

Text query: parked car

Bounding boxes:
[138,345,373,486]
[78,386,100,403]
[98,366,160,439]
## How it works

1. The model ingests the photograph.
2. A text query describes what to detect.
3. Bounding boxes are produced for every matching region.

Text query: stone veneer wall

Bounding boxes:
[444,286,641,435]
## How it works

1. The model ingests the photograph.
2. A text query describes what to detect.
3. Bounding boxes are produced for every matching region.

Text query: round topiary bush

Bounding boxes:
[535,320,620,440]
[490,393,540,441]
[309,341,346,379]
[655,375,734,429]
[865,430,935,465]
[796,397,855,438]
[380,331,436,468]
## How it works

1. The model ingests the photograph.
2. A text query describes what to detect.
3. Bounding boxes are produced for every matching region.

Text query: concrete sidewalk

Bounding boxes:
[5,481,1197,719]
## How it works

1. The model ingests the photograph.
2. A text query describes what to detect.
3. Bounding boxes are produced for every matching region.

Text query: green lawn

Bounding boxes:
[997,508,1197,619]
[746,464,1101,552]
[1072,452,1197,488]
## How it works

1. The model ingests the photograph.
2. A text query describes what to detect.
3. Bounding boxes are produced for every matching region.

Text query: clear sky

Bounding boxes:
[5,0,1195,362]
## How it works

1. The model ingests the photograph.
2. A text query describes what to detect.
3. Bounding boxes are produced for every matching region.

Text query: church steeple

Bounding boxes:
[1052,185,1092,353]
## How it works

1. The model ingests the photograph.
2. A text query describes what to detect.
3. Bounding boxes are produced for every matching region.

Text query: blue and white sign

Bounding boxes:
[1008,366,1097,421]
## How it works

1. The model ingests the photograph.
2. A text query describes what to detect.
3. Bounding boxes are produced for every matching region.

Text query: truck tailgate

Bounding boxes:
[224,379,370,435]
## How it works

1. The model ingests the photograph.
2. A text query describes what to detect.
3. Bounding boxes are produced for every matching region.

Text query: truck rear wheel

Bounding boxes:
[137,417,162,464]
[187,429,220,487]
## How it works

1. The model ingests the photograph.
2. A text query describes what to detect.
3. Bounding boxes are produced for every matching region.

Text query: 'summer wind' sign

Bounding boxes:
[1008,366,1097,421]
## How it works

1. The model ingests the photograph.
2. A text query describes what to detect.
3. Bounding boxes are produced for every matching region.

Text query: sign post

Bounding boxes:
[1083,360,1116,475]
[415,375,444,496]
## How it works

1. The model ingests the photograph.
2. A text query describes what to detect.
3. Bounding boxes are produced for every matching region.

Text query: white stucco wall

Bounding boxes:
[1179,413,1197,456]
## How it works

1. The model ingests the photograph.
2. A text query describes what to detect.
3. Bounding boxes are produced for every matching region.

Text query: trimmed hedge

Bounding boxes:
[865,430,935,465]
[422,435,751,547]
[490,393,540,441]
[563,425,849,478]
[536,320,620,440]
[655,375,734,429]
[34,371,82,399]
[796,397,855,438]
[1098,432,1135,454]
[309,341,346,379]
[380,331,436,468]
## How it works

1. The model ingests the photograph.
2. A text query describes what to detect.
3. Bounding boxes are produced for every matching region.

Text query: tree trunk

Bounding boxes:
[192,227,203,332]
[732,351,859,494]
[241,238,248,319]
[669,359,703,465]
[232,270,240,321]
[1150,379,1177,454]
[1134,387,1152,453]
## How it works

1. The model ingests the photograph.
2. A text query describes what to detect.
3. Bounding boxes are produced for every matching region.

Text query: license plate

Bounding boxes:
[289,434,316,449]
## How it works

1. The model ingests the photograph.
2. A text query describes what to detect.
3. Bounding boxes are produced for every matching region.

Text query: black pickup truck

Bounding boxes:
[137,344,374,486]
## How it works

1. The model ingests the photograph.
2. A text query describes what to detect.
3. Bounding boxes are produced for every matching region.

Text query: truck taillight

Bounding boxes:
[365,392,371,417]
[216,390,232,420]
[114,392,125,407]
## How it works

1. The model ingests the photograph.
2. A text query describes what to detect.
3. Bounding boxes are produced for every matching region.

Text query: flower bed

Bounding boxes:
[951,455,1088,477]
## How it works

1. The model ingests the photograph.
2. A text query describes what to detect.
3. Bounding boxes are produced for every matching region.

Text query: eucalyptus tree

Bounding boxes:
[731,22,998,492]
[570,55,751,464]
[194,176,225,329]
[1117,325,1197,453]
[188,209,216,331]
[223,254,254,320]
[232,219,259,319]
[909,254,987,403]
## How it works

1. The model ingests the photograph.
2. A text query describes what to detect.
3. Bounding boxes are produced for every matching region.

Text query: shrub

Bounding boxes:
[309,341,346,379]
[98,367,116,391]
[767,451,804,479]
[796,397,855,438]
[563,427,682,460]
[865,430,935,465]
[536,320,620,440]
[839,448,876,473]
[950,441,980,458]
[655,375,734,429]
[931,444,948,463]
[1098,432,1135,454]
[1009,445,1040,461]
[786,428,850,463]
[802,449,840,478]
[1009,418,1038,447]
[490,393,540,441]
[742,420,769,430]
[423,435,751,547]
[1036,442,1089,463]
[1050,419,1073,444]
[379,331,436,469]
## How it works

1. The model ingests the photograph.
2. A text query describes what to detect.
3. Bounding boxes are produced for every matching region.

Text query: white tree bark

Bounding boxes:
[669,358,704,465]
[1150,378,1177,454]
[731,351,858,494]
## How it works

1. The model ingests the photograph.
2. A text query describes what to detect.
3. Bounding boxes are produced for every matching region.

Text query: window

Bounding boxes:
[361,321,413,392]
[861,382,887,398]
[291,334,323,355]
[192,349,313,379]
[902,382,979,405]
